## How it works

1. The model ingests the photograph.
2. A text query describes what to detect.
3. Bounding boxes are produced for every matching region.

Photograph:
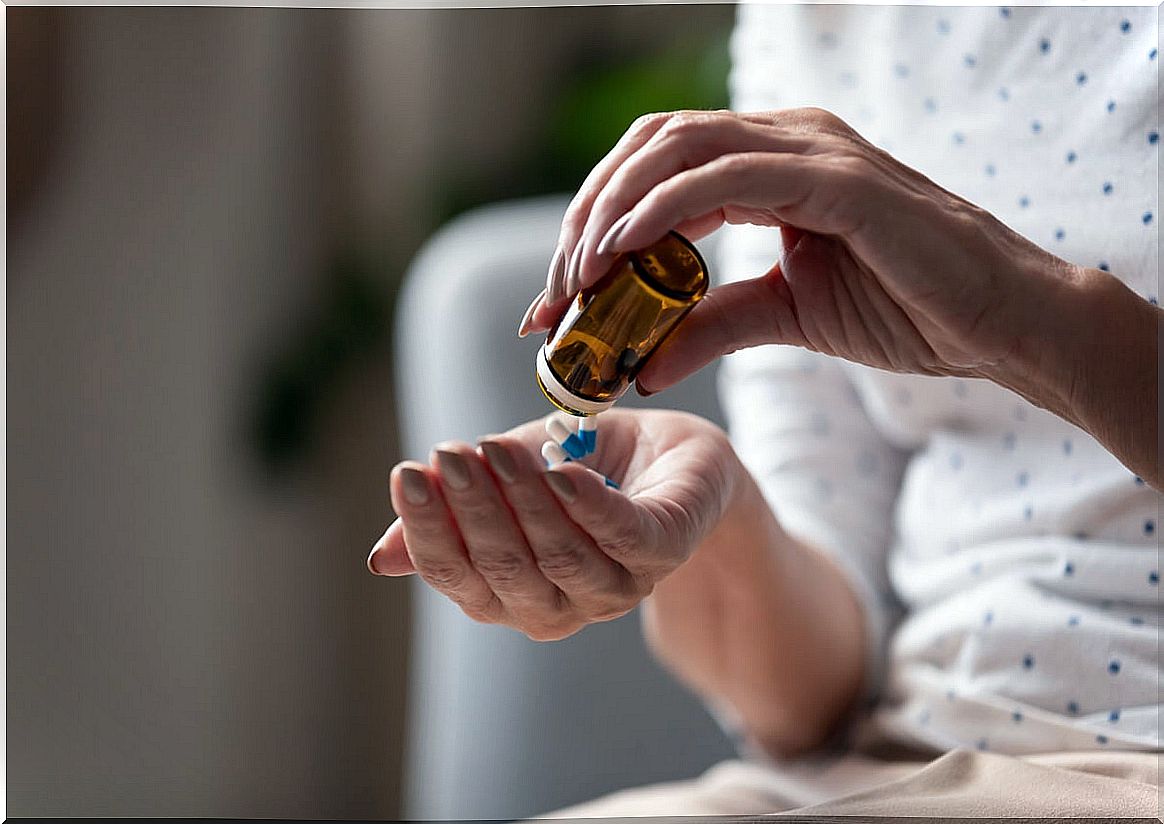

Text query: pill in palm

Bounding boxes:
[541,440,571,467]
[545,417,587,459]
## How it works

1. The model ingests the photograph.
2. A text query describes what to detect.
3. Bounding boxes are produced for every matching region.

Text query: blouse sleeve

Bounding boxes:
[713,223,910,712]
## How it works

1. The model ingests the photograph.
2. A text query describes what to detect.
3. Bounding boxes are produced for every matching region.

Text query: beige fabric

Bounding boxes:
[536,749,1161,819]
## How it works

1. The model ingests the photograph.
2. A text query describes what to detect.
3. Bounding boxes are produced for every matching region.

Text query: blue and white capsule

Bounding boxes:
[545,417,587,459]
[541,440,571,467]
[578,414,598,454]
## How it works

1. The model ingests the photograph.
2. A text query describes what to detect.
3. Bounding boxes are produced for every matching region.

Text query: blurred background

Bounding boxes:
[8,6,736,818]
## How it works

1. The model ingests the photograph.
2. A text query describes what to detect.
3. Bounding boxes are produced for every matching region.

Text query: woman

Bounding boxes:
[369,4,1159,815]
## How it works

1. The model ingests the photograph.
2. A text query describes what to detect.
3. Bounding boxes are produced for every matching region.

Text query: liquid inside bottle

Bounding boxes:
[536,231,708,416]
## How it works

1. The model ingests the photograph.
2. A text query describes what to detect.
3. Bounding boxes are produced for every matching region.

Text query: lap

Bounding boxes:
[534,749,1160,819]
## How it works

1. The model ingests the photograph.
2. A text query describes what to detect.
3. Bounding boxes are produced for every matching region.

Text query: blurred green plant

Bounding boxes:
[434,30,731,225]
[542,34,731,188]
[249,251,391,473]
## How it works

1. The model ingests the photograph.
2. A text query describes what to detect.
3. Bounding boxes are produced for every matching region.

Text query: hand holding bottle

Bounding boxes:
[519,107,1159,487]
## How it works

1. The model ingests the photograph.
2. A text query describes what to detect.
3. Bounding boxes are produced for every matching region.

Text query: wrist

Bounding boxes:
[982,262,1160,483]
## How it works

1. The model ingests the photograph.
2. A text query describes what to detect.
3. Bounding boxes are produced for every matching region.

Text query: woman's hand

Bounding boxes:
[522,107,1082,386]
[366,409,740,641]
[519,107,1160,487]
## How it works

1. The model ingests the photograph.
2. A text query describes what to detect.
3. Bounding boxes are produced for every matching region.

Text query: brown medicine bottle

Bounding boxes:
[536,231,709,416]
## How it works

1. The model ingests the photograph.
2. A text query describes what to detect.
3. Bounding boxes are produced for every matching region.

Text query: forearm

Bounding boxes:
[641,455,865,759]
[987,265,1161,489]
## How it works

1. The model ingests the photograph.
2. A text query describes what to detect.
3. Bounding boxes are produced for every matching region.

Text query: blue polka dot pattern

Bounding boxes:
[737,3,1162,759]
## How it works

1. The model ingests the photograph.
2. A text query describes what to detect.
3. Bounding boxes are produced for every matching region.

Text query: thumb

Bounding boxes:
[635,262,801,394]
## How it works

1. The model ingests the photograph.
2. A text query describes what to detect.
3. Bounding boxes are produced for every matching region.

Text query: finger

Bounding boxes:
[367,517,416,576]
[517,288,548,338]
[634,263,805,393]
[478,436,639,616]
[605,151,875,256]
[547,112,676,304]
[390,461,504,624]
[576,116,816,291]
[539,459,678,580]
[431,443,564,613]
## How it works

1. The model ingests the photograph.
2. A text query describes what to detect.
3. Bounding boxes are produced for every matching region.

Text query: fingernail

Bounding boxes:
[399,467,431,505]
[635,381,656,398]
[544,470,577,502]
[479,440,517,484]
[517,290,545,338]
[565,243,584,296]
[367,547,394,576]
[434,449,472,491]
[547,246,567,303]
[596,212,632,256]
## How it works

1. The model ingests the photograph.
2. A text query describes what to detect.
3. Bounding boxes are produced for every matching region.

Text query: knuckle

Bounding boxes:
[415,558,470,591]
[801,106,855,135]
[599,525,642,560]
[460,598,501,625]
[656,110,726,145]
[535,540,589,581]
[631,111,670,136]
[472,550,529,584]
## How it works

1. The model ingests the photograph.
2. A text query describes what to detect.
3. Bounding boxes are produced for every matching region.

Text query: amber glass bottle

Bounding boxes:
[536,231,709,416]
